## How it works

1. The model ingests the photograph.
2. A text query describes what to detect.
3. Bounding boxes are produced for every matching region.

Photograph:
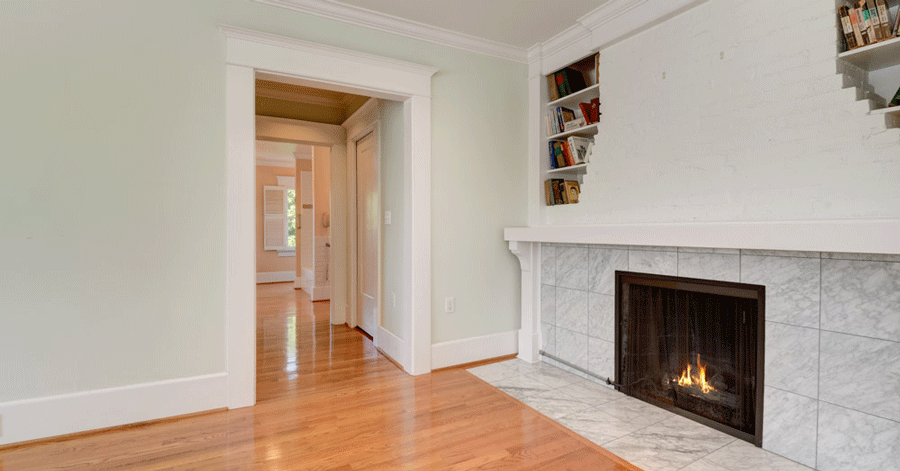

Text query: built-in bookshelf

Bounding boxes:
[544,53,600,206]
[837,2,900,116]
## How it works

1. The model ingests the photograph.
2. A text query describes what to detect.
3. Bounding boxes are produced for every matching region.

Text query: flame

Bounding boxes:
[676,354,715,394]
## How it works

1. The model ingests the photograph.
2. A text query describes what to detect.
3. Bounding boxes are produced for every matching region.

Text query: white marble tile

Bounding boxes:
[540,284,555,325]
[678,252,740,283]
[492,374,555,401]
[763,386,818,468]
[629,249,677,276]
[678,247,741,255]
[704,440,814,470]
[555,287,588,335]
[821,259,900,342]
[588,292,615,342]
[679,459,732,471]
[467,362,518,384]
[555,378,623,407]
[817,402,900,471]
[556,327,588,371]
[741,249,820,259]
[819,331,900,422]
[557,408,649,445]
[595,396,676,428]
[519,392,594,420]
[524,364,582,389]
[541,243,556,285]
[541,323,555,356]
[556,245,589,291]
[822,252,900,262]
[765,322,819,399]
[741,255,820,328]
[499,358,545,376]
[603,415,735,471]
[588,337,615,381]
[589,247,629,295]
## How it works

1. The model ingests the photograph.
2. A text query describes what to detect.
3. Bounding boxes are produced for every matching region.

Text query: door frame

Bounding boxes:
[348,122,381,342]
[223,26,437,409]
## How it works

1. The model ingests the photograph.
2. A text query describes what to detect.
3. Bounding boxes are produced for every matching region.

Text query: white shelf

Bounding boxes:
[870,104,900,116]
[838,36,900,71]
[547,84,601,108]
[547,163,588,175]
[547,122,599,140]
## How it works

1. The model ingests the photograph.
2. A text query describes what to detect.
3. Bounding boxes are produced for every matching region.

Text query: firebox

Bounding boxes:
[615,271,765,446]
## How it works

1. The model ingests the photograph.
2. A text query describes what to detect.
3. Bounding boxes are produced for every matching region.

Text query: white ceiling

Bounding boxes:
[321,0,609,49]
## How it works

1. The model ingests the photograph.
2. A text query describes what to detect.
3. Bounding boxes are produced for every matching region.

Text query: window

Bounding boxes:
[264,175,297,256]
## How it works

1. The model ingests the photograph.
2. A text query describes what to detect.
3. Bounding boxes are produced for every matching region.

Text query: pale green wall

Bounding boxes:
[0,0,526,401]
[379,100,408,338]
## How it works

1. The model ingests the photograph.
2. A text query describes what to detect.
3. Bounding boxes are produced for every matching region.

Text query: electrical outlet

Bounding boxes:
[444,297,455,313]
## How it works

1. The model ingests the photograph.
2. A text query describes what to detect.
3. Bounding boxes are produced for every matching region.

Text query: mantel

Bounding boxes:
[504,219,900,255]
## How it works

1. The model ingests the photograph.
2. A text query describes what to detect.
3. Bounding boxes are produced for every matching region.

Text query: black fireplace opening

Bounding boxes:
[615,271,765,446]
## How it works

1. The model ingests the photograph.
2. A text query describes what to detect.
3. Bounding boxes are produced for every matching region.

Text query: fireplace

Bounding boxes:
[615,271,765,445]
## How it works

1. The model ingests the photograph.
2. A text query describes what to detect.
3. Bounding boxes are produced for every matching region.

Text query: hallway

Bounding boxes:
[0,283,639,470]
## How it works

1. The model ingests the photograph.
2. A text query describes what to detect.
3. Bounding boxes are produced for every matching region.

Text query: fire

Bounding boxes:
[676,354,716,394]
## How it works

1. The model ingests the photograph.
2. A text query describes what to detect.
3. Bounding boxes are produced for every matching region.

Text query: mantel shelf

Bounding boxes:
[504,220,900,255]
[838,36,900,71]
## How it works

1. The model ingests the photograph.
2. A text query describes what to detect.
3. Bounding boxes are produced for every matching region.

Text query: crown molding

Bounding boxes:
[251,0,527,63]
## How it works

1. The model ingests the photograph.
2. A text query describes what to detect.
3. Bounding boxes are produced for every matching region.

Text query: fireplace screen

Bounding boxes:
[615,271,765,445]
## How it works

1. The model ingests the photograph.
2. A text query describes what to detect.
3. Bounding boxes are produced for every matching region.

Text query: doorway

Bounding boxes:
[224,26,437,408]
[355,130,379,337]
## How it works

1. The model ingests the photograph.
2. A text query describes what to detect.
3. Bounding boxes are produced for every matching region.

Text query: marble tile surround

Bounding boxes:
[540,244,900,471]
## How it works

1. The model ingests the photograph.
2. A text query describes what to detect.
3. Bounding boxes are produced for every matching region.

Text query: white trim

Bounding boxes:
[251,0,526,63]
[256,271,296,283]
[504,219,900,255]
[275,175,296,188]
[431,330,519,370]
[0,373,226,446]
[255,151,296,168]
[375,327,408,370]
[277,250,296,257]
[310,285,330,302]
[223,27,436,406]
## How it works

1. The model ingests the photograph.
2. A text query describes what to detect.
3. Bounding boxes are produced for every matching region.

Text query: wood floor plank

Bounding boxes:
[0,283,641,470]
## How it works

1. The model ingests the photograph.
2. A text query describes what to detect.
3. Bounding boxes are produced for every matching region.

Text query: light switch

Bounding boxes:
[384,210,392,225]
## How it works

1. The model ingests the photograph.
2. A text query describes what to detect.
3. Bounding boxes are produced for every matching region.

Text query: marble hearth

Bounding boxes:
[506,236,900,471]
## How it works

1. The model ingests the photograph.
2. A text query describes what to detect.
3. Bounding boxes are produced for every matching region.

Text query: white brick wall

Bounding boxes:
[542,0,900,226]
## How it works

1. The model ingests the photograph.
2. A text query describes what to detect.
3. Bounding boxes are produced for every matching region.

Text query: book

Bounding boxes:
[590,98,601,123]
[567,136,593,164]
[866,0,882,42]
[555,72,568,97]
[544,180,555,205]
[858,6,871,45]
[551,179,565,205]
[563,181,580,204]
[546,75,559,101]
[890,84,900,107]
[548,141,558,169]
[850,6,866,46]
[561,141,575,167]
[875,0,892,38]
[560,67,588,95]
[893,1,900,36]
[564,117,585,131]
[557,107,576,132]
[579,102,594,124]
[559,182,569,204]
[840,6,859,49]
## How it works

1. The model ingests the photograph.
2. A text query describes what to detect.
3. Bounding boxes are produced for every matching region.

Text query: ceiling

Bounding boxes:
[334,0,609,49]
[255,78,370,124]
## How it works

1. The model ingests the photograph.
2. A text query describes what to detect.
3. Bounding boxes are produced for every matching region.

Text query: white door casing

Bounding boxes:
[224,26,437,409]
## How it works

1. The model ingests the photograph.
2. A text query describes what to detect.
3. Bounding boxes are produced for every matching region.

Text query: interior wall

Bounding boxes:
[256,164,296,274]
[295,158,312,277]
[380,100,407,338]
[313,147,330,239]
[541,0,899,227]
[0,0,525,404]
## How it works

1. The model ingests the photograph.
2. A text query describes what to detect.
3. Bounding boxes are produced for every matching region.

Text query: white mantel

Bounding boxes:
[505,219,900,255]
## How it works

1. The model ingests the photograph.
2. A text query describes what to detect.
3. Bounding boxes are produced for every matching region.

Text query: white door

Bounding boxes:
[356,132,378,336]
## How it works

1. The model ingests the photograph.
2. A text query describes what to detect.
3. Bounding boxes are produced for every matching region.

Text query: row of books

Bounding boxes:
[547,67,588,101]
[545,179,580,205]
[549,136,593,169]
[839,1,899,50]
[546,99,601,136]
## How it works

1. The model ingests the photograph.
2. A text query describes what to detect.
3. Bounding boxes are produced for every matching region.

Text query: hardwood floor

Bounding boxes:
[0,283,640,470]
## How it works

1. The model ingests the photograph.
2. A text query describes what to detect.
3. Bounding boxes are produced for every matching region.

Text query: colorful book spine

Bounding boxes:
[544,180,555,206]
[875,0,892,38]
[850,7,865,46]
[866,0,882,42]
[859,6,871,45]
[893,1,900,37]
[548,141,558,169]
[840,6,858,49]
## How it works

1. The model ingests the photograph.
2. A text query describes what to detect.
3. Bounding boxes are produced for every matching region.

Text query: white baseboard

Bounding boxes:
[256,271,295,284]
[431,330,519,370]
[311,285,330,301]
[0,373,227,446]
[376,327,408,372]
